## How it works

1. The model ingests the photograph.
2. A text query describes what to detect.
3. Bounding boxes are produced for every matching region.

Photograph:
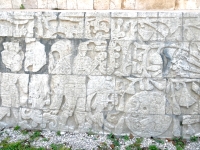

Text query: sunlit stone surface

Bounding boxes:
[0,11,200,138]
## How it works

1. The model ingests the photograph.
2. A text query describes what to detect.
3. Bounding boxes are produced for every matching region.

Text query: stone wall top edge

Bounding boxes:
[2,9,200,12]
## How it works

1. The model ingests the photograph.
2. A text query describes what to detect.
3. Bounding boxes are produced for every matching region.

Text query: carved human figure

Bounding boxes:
[49,40,72,74]
[73,42,100,75]
[1,42,24,72]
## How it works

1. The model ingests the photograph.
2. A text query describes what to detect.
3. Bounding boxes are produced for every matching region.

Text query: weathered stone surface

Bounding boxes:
[136,0,176,10]
[67,0,77,9]
[0,0,12,8]
[49,40,72,74]
[85,12,110,39]
[175,0,197,9]
[28,74,50,109]
[58,12,84,38]
[0,12,13,36]
[73,40,107,75]
[21,0,38,9]
[1,42,24,72]
[121,0,135,9]
[110,0,121,9]
[94,0,110,10]
[1,73,29,108]
[1,11,200,138]
[38,0,48,9]
[24,39,46,72]
[77,0,93,9]
[13,12,34,37]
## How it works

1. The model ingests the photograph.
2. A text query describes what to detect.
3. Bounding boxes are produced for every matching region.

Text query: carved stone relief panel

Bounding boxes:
[111,12,137,40]
[187,42,200,78]
[13,12,34,38]
[49,40,72,74]
[131,42,163,77]
[103,77,170,136]
[28,74,50,109]
[58,12,84,38]
[1,42,24,72]
[87,76,115,133]
[182,115,200,138]
[0,0,12,8]
[85,12,110,39]
[35,12,58,38]
[44,75,86,132]
[137,12,158,42]
[0,12,13,36]
[158,12,182,42]
[73,40,107,75]
[18,108,43,129]
[1,73,29,108]
[107,40,132,76]
[183,13,200,42]
[24,38,46,72]
[166,79,200,115]
[0,108,19,129]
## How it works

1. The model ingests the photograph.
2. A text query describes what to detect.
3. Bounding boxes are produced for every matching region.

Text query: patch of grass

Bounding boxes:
[190,136,198,142]
[0,139,45,150]
[21,129,29,135]
[172,137,185,149]
[154,138,164,144]
[122,135,129,141]
[107,133,120,148]
[125,137,143,150]
[57,131,61,136]
[148,145,159,150]
[30,130,42,141]
[42,138,49,142]
[14,125,21,131]
[20,4,25,9]
[50,143,71,150]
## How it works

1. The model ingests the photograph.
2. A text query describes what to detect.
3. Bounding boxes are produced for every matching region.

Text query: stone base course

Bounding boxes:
[0,11,200,138]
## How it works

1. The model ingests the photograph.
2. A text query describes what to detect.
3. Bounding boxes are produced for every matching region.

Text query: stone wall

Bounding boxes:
[0,0,200,10]
[0,11,200,138]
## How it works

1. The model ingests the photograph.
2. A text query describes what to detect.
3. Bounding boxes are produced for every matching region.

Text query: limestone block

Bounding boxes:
[11,0,22,9]
[73,40,107,75]
[87,76,115,132]
[107,41,132,76]
[35,12,58,38]
[166,79,200,115]
[1,42,24,72]
[121,0,135,9]
[187,42,200,78]
[24,39,46,72]
[58,12,84,38]
[0,108,19,129]
[111,13,137,40]
[29,74,50,109]
[57,0,67,9]
[47,0,57,9]
[48,75,86,131]
[85,12,110,39]
[138,13,158,41]
[38,0,48,8]
[77,0,93,9]
[0,0,12,8]
[94,0,110,9]
[0,12,13,36]
[13,12,34,37]
[136,0,176,10]
[21,0,38,8]
[67,0,77,9]
[1,73,29,108]
[49,40,72,74]
[131,42,163,78]
[158,12,182,41]
[175,0,197,9]
[183,16,200,41]
[18,108,43,129]
[110,0,121,9]
[182,115,200,138]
